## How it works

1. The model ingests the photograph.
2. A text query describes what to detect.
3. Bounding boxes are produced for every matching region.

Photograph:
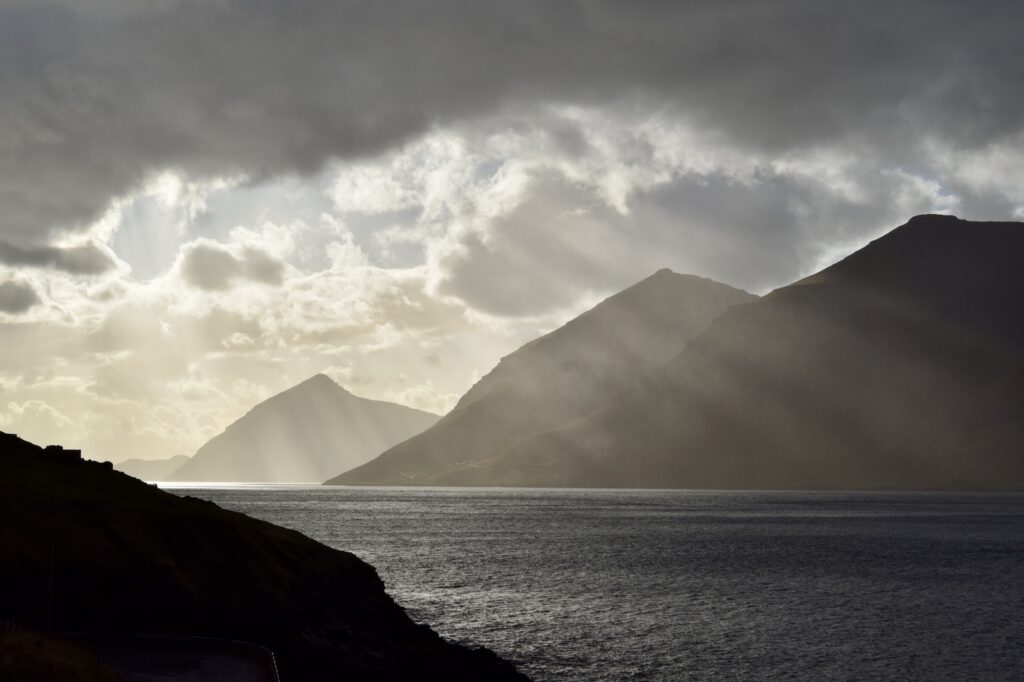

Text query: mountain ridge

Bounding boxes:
[329,269,755,485]
[485,214,1024,490]
[168,374,439,483]
[0,430,526,681]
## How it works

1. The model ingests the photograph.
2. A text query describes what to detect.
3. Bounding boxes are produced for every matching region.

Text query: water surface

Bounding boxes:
[169,486,1024,681]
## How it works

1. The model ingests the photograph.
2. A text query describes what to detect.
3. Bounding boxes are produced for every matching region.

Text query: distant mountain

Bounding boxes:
[114,454,188,481]
[487,215,1024,489]
[329,270,755,485]
[0,431,526,681]
[167,375,439,483]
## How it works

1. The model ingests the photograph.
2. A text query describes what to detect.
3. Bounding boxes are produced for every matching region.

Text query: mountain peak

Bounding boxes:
[291,373,350,396]
[166,372,439,483]
[305,372,338,386]
[883,213,963,239]
[905,213,961,225]
[329,270,755,486]
[485,214,1024,491]
[798,215,1024,299]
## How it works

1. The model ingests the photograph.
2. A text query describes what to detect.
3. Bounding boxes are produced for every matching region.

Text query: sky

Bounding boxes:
[2,0,1023,461]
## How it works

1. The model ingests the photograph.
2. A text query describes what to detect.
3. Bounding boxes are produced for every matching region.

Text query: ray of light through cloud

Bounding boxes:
[1,0,1023,460]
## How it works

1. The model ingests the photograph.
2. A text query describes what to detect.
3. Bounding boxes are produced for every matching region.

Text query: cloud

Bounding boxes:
[337,111,947,315]
[0,398,75,435]
[0,241,116,274]
[430,166,943,314]
[1,0,1023,253]
[2,0,1024,465]
[179,241,285,291]
[0,280,41,314]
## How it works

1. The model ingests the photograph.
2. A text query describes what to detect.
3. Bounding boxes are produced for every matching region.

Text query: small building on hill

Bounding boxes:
[43,444,83,464]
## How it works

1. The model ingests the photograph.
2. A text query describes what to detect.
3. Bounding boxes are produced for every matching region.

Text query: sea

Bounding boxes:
[168,486,1024,681]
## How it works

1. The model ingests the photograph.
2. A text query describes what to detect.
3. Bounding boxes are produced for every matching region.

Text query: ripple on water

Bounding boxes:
[179,487,1024,682]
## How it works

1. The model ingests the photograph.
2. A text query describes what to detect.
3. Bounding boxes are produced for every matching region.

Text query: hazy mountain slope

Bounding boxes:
[168,374,439,482]
[492,215,1024,490]
[114,454,188,481]
[329,270,754,485]
[0,432,526,681]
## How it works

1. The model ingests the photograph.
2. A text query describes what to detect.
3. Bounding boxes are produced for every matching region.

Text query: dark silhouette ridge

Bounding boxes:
[490,215,1024,489]
[168,374,439,482]
[0,431,527,681]
[328,270,754,485]
[114,454,189,481]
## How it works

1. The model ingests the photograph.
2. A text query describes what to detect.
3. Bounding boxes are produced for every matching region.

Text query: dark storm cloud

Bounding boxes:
[0,241,116,274]
[0,280,41,314]
[1,0,1022,250]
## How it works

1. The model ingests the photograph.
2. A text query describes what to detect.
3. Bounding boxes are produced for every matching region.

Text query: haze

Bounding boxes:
[2,0,1024,463]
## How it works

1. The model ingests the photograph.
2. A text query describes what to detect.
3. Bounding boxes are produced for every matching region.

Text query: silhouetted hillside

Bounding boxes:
[496,215,1024,489]
[0,631,121,682]
[114,454,188,481]
[329,270,754,485]
[168,374,438,482]
[0,431,527,681]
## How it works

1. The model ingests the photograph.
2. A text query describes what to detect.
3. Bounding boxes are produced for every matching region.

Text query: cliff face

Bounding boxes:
[0,433,527,681]
[502,215,1024,490]
[167,374,439,483]
[328,270,754,486]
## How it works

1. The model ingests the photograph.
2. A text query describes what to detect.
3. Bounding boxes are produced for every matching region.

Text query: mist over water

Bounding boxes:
[177,487,1024,681]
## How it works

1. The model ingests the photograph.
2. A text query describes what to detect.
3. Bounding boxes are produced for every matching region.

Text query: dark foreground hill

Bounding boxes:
[0,432,526,681]
[497,215,1024,489]
[168,374,439,482]
[329,270,754,485]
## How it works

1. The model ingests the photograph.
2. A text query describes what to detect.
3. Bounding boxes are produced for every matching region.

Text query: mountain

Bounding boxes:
[167,374,439,482]
[490,215,1024,489]
[329,270,755,485]
[114,454,188,481]
[0,431,525,680]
